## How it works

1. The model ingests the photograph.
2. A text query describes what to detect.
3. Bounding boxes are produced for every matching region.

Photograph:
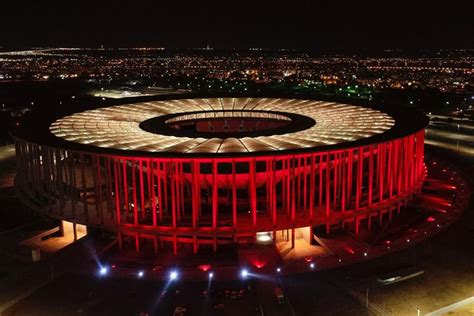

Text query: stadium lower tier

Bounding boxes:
[13,130,425,254]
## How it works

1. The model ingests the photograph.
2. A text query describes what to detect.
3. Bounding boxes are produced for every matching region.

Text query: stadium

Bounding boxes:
[12,96,428,262]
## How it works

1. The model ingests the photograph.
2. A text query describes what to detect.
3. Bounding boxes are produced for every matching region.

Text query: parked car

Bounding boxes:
[275,287,285,304]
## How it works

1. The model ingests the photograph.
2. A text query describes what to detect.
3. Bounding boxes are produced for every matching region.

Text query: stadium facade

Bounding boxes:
[12,97,428,255]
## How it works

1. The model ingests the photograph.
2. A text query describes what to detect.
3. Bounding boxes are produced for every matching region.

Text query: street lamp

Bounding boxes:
[99,266,108,276]
[169,270,178,281]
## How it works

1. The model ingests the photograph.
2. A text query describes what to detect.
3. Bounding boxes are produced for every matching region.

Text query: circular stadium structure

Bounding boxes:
[12,97,428,256]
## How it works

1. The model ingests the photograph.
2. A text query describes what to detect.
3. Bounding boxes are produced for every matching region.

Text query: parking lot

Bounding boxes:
[3,273,262,316]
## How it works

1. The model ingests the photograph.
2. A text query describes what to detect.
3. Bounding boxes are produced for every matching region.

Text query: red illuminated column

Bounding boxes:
[146,159,152,218]
[325,153,330,218]
[266,159,271,214]
[318,155,323,213]
[296,157,301,212]
[388,143,394,198]
[250,158,257,227]
[272,158,277,226]
[419,131,425,180]
[291,157,296,223]
[420,131,425,179]
[266,159,271,221]
[384,143,390,198]
[396,140,403,194]
[175,163,181,223]
[175,162,180,222]
[303,155,308,214]
[180,162,185,219]
[407,137,412,189]
[192,161,199,228]
[283,159,287,215]
[169,161,178,255]
[149,160,157,227]
[232,160,237,228]
[356,148,363,210]
[368,146,374,207]
[122,159,129,222]
[131,161,140,252]
[212,160,218,229]
[347,150,353,205]
[196,162,201,217]
[341,151,346,212]
[163,162,168,214]
[393,141,399,196]
[338,151,343,199]
[131,160,138,225]
[139,160,145,220]
[191,161,199,254]
[333,153,338,208]
[286,159,291,215]
[414,134,419,182]
[114,159,121,225]
[410,135,416,188]
[379,144,384,203]
[171,161,177,229]
[404,138,409,192]
[309,154,315,221]
[157,161,163,222]
[355,151,360,210]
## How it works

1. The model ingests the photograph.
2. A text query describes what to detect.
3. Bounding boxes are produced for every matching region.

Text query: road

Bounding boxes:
[255,275,294,316]
[425,296,474,316]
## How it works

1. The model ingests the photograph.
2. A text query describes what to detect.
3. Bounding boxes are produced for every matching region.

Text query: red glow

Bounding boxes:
[345,247,355,254]
[427,216,436,222]
[304,257,313,262]
[254,261,265,269]
[198,264,212,272]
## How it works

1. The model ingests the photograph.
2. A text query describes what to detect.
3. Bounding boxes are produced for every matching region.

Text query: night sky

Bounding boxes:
[1,1,473,49]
